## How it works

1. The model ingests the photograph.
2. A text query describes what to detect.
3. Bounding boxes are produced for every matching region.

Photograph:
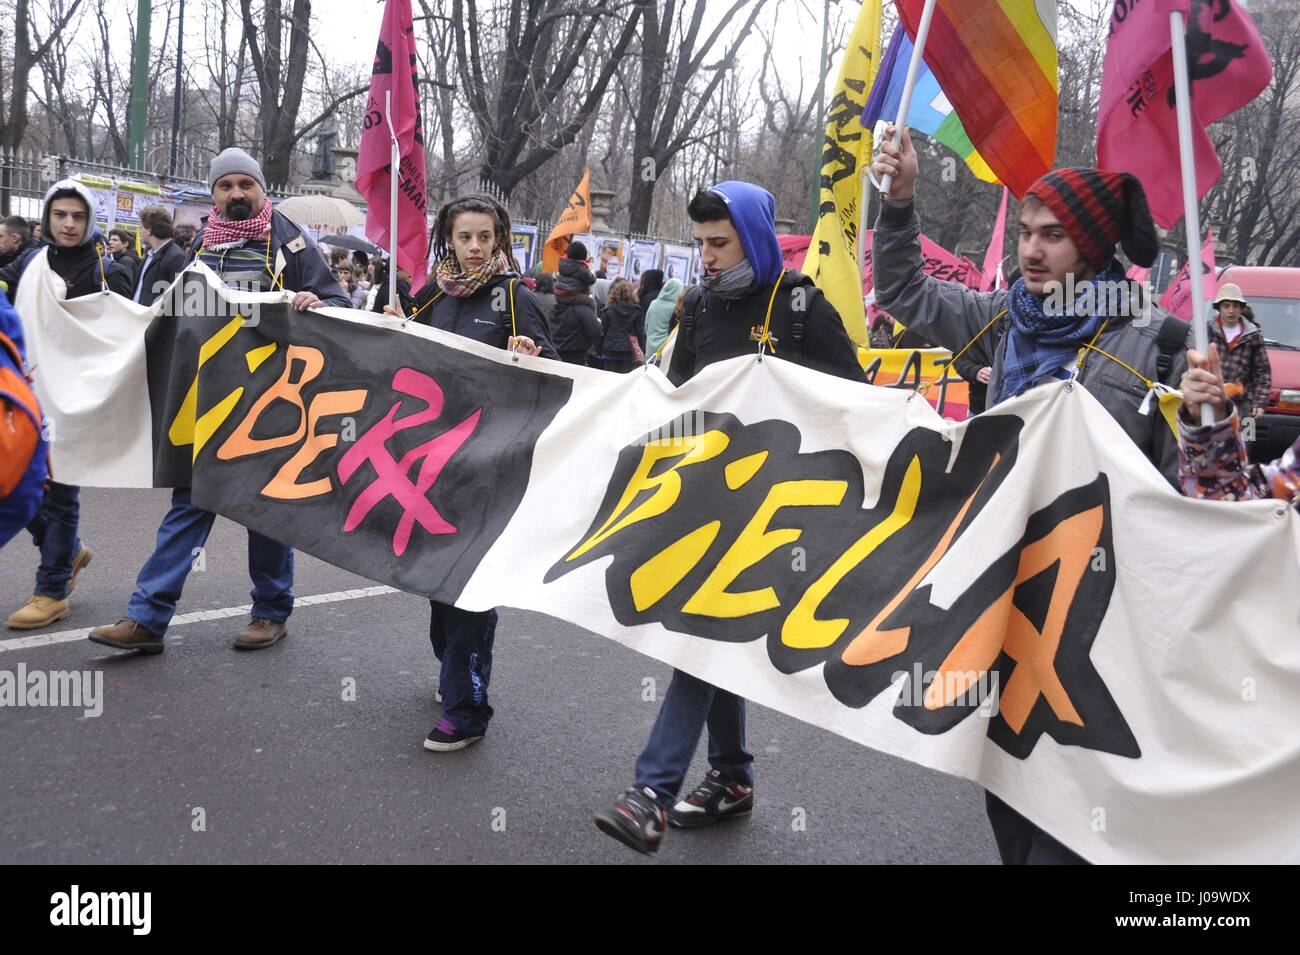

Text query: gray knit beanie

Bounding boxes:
[209,147,267,192]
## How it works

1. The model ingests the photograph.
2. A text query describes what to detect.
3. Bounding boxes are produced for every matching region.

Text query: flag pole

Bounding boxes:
[879,0,937,195]
[858,166,871,279]
[1168,7,1214,426]
[385,89,400,311]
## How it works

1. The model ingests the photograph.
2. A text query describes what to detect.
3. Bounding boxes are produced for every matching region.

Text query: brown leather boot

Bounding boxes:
[88,618,164,654]
[233,617,288,650]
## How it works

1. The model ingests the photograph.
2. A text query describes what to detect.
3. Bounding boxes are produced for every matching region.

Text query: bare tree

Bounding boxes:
[453,0,644,198]
[622,0,767,233]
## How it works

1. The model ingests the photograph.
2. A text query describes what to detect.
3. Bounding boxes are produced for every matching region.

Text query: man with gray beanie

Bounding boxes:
[89,147,349,656]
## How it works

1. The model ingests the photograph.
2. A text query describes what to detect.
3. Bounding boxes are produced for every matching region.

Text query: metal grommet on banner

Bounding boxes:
[1276,504,1290,520]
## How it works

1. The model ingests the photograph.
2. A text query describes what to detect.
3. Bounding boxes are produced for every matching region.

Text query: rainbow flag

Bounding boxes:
[895,0,1058,198]
[862,24,998,184]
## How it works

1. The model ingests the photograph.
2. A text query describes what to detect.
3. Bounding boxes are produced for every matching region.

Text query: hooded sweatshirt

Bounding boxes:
[644,277,684,356]
[706,180,784,287]
[667,180,865,386]
[0,180,132,301]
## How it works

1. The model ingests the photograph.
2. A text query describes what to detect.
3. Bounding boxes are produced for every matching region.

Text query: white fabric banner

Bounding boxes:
[14,271,1300,863]
[16,253,156,487]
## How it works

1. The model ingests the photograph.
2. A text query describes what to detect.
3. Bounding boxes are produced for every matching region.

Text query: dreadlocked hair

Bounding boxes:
[428,195,521,274]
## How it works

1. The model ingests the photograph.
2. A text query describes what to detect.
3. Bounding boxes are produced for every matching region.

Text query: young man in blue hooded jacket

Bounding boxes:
[593,181,867,854]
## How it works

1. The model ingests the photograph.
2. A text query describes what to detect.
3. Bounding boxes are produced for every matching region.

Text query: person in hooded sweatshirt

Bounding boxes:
[593,180,866,856]
[644,276,684,357]
[551,241,601,366]
[385,194,556,753]
[872,126,1192,864]
[4,180,132,630]
[597,278,646,372]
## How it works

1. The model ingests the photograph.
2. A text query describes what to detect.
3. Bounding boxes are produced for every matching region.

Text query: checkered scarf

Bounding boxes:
[434,251,510,298]
[994,261,1127,405]
[202,199,274,247]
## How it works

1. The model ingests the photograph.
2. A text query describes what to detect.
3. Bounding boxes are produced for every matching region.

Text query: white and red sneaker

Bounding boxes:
[669,770,754,828]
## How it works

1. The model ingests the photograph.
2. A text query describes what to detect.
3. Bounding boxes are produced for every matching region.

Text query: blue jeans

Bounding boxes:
[635,669,754,805]
[126,487,295,635]
[27,482,82,599]
[429,601,496,735]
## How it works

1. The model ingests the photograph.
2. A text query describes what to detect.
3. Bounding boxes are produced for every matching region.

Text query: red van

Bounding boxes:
[1215,266,1300,462]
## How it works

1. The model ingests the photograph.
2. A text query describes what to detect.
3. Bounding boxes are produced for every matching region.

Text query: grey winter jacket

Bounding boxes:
[872,199,1189,486]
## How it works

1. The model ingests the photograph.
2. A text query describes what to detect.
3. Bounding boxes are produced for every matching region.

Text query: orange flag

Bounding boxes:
[542,168,591,273]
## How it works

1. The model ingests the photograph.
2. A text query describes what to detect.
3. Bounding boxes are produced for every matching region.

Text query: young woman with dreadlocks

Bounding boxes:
[391,195,557,359]
[385,195,557,753]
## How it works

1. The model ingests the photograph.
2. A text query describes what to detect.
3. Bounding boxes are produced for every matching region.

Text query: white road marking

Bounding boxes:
[0,585,400,653]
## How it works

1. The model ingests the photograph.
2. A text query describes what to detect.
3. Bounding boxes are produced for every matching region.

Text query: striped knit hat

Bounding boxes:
[1023,168,1159,272]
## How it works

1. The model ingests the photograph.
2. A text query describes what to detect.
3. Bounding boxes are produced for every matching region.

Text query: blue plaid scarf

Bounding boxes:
[994,261,1128,405]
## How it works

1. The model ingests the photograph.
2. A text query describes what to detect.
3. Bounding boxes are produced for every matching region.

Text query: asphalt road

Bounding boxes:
[0,487,1000,864]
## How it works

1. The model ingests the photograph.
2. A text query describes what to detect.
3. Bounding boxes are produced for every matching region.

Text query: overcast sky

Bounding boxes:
[137,0,852,104]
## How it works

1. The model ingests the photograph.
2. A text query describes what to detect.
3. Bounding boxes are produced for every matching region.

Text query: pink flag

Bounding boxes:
[981,186,1010,291]
[1159,230,1217,320]
[356,0,428,291]
[1096,0,1272,229]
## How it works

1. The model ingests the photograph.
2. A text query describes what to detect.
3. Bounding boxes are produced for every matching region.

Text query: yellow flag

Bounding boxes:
[801,0,882,345]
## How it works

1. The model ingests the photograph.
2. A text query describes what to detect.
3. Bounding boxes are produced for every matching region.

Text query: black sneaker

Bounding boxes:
[669,770,754,828]
[593,786,667,855]
[423,717,483,752]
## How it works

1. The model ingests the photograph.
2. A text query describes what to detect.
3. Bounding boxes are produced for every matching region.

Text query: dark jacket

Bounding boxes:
[411,273,559,359]
[190,209,349,307]
[1208,316,1271,414]
[135,239,189,305]
[0,239,32,273]
[112,250,141,289]
[872,198,1188,485]
[370,272,416,317]
[952,312,1007,416]
[555,256,595,294]
[668,270,867,386]
[534,291,557,332]
[600,300,645,359]
[551,290,601,358]
[0,236,132,302]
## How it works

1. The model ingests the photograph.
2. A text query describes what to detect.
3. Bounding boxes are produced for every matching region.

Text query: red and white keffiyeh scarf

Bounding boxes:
[203,199,274,247]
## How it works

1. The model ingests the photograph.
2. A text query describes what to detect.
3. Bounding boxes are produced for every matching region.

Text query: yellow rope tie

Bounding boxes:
[1079,342,1155,391]
[406,288,445,323]
[752,269,787,358]
[915,307,1008,398]
[263,235,286,292]
[194,234,285,292]
[96,244,109,292]
[1073,318,1112,375]
[508,278,518,339]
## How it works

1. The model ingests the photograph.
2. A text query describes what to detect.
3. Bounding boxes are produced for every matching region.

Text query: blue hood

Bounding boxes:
[707,180,783,286]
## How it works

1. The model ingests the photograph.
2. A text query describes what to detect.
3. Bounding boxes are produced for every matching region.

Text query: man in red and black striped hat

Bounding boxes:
[871,127,1192,865]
